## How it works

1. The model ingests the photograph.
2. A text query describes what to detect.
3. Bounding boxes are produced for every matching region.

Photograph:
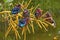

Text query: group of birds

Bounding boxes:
[11,4,56,28]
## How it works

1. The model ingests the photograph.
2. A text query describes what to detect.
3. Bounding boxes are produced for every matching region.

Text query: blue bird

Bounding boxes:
[11,4,21,14]
[19,18,26,28]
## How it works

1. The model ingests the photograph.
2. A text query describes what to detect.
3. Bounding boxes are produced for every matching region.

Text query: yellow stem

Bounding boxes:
[24,26,27,40]
[42,22,48,28]
[34,19,42,29]
[22,27,25,35]
[5,26,12,38]
[41,11,48,18]
[29,21,34,33]
[36,20,42,29]
[24,31,26,40]
[29,6,34,12]
[5,20,12,38]
[11,20,21,39]
[22,0,24,5]
[26,25,31,34]
[18,12,23,17]
[38,20,48,31]
[24,2,27,8]
[25,0,32,9]
[32,4,40,13]
[15,29,18,40]
[0,11,11,14]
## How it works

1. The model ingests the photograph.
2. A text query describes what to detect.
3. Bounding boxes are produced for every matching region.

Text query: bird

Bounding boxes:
[44,11,56,28]
[35,8,42,19]
[19,18,26,28]
[23,9,30,18]
[18,18,29,28]
[11,4,21,14]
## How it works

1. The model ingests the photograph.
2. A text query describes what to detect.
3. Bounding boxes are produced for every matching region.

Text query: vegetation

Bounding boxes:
[0,0,60,40]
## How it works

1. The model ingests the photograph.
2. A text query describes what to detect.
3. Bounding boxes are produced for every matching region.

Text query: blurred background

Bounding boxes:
[0,0,60,40]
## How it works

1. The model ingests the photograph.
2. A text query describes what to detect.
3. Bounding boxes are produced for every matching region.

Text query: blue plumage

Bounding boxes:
[19,18,26,28]
[11,4,21,14]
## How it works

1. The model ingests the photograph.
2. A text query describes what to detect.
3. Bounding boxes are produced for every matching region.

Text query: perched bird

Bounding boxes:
[23,9,30,18]
[11,4,21,21]
[11,4,21,14]
[19,18,29,28]
[19,19,26,28]
[35,8,42,19]
[44,11,56,28]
